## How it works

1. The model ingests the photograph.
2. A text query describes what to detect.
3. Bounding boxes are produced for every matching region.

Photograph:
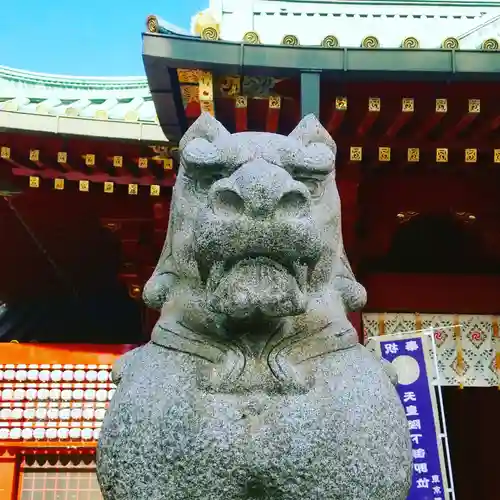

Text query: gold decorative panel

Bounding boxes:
[350,147,362,162]
[435,99,447,113]
[436,148,448,163]
[368,97,381,112]
[85,154,95,167]
[235,96,248,109]
[468,99,480,113]
[378,147,391,162]
[269,96,282,109]
[29,176,39,188]
[177,69,200,84]
[57,152,68,163]
[402,98,414,112]
[465,148,477,163]
[407,148,420,162]
[335,97,347,111]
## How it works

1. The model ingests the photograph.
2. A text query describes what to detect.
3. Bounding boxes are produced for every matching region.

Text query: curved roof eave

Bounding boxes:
[0,66,166,141]
[0,65,149,91]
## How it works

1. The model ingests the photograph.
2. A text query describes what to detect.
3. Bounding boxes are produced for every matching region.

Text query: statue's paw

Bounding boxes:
[268,352,315,394]
[142,274,176,310]
[111,348,140,385]
[197,349,245,392]
[142,283,166,310]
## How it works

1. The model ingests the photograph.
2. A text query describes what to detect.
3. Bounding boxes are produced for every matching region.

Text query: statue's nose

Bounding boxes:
[209,161,311,219]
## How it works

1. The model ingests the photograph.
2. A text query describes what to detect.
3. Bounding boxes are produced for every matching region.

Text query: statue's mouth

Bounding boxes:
[206,253,311,294]
[225,254,309,290]
[204,254,313,319]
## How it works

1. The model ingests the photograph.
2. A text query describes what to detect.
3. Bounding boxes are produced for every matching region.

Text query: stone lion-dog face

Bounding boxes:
[143,113,366,393]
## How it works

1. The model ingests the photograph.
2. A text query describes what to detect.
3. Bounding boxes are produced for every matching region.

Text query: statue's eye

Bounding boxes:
[298,178,324,198]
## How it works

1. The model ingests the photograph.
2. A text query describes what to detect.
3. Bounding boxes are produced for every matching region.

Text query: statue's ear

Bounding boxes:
[288,114,337,156]
[179,112,230,151]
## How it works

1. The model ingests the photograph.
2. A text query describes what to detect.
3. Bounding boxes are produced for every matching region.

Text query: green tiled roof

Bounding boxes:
[0,66,157,123]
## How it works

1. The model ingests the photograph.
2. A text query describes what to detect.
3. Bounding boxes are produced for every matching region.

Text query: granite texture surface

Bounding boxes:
[97,113,412,499]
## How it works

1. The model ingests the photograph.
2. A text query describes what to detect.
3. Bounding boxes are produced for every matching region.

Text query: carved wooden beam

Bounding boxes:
[0,145,26,169]
[13,168,174,193]
[103,155,128,179]
[383,98,414,140]
[150,146,175,181]
[471,111,500,142]
[415,98,447,140]
[28,148,44,169]
[443,98,480,140]
[356,97,380,137]
[327,96,347,135]
[56,151,72,171]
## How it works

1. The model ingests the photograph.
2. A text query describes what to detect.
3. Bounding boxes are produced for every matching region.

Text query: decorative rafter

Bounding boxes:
[415,98,448,141]
[443,98,480,140]
[383,98,415,140]
[327,96,347,135]
[357,97,381,137]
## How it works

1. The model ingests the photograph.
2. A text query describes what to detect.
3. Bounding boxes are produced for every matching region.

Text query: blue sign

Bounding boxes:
[380,336,447,500]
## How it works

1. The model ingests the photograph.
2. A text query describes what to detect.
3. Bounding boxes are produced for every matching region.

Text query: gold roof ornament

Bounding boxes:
[401,37,420,49]
[361,36,380,49]
[191,9,220,40]
[201,26,220,41]
[281,35,300,46]
[480,38,499,51]
[321,35,340,48]
[243,31,261,44]
[146,15,159,33]
[441,37,460,49]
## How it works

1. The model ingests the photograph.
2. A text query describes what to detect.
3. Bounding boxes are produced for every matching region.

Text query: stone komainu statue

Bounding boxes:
[97,114,412,500]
